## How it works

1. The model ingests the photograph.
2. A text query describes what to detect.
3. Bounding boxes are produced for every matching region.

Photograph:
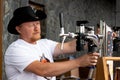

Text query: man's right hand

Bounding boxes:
[76,52,99,67]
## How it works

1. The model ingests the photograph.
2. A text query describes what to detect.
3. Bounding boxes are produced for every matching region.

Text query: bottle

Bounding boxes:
[115,67,120,80]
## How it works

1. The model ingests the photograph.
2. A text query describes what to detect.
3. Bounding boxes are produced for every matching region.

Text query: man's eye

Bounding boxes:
[36,22,40,25]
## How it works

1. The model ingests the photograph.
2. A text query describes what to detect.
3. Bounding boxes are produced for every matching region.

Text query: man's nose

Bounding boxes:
[33,25,39,31]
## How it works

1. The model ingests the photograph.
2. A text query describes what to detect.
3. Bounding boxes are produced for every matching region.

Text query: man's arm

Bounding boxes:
[53,39,77,57]
[24,53,99,77]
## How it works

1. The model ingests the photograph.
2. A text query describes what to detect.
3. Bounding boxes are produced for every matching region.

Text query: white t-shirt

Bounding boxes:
[5,39,58,80]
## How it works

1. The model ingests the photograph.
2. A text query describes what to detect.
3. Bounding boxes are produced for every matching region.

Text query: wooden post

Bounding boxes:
[0,0,3,79]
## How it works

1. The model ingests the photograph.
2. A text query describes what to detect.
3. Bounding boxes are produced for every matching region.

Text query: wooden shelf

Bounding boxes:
[95,57,120,80]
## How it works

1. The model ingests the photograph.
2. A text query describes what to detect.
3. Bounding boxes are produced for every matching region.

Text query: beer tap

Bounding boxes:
[59,13,77,50]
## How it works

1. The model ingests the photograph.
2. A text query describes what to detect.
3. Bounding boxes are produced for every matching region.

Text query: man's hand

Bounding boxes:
[76,52,99,67]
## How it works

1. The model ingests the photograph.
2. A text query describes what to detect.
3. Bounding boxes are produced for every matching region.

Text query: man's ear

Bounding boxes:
[15,26,21,34]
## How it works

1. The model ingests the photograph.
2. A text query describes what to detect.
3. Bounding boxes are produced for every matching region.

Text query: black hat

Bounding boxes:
[7,6,47,35]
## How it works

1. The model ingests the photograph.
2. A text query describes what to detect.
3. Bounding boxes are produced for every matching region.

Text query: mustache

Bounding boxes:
[33,31,40,34]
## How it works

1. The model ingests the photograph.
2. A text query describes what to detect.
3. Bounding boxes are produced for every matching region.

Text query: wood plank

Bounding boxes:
[95,57,107,80]
[0,0,3,79]
[104,57,120,61]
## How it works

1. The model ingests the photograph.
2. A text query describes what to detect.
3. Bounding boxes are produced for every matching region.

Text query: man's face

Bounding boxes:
[16,21,41,43]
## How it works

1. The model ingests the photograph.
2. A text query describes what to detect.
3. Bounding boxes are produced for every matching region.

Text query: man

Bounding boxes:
[5,6,99,80]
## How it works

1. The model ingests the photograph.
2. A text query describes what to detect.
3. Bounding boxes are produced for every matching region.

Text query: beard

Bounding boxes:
[30,34,41,42]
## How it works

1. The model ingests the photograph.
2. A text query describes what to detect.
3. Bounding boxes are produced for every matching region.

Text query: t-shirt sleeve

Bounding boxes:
[5,46,38,73]
[44,39,58,54]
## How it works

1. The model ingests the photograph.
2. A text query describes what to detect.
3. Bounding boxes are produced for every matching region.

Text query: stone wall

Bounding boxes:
[3,0,116,80]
